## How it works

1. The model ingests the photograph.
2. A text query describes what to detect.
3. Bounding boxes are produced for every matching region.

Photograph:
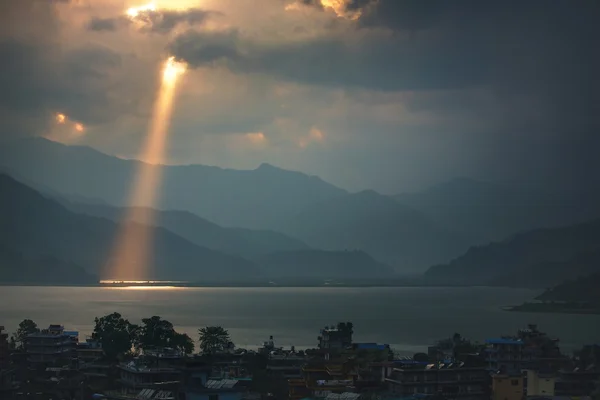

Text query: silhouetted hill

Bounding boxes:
[0,138,346,229]
[536,270,600,304]
[256,249,394,280]
[395,178,600,242]
[58,201,309,257]
[0,243,97,284]
[424,220,600,287]
[0,174,262,282]
[279,190,470,272]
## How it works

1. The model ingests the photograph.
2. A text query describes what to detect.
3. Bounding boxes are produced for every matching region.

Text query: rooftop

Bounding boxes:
[486,338,524,345]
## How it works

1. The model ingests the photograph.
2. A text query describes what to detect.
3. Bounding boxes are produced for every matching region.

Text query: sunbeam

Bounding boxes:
[104,57,187,281]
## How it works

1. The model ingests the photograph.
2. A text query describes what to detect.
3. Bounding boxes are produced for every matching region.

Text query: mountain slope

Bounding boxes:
[0,174,262,282]
[424,220,600,287]
[59,200,309,257]
[395,178,600,242]
[257,249,394,280]
[0,138,346,229]
[0,243,97,284]
[279,190,470,272]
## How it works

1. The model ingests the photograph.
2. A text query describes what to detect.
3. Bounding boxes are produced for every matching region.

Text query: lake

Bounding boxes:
[1,286,599,355]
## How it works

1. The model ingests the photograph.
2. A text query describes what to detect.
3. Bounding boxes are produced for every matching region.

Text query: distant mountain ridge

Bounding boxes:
[395,177,600,242]
[0,174,388,283]
[0,138,347,229]
[0,173,262,282]
[58,200,309,257]
[424,219,600,287]
[279,189,471,272]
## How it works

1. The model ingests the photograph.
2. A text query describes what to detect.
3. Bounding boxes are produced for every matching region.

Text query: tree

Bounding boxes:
[172,332,195,355]
[92,312,138,360]
[198,326,231,354]
[14,319,39,349]
[138,316,175,350]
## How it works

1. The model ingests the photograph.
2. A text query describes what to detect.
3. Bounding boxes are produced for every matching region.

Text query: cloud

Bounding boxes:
[87,8,216,35]
[0,0,132,140]
[169,28,489,92]
[87,17,118,32]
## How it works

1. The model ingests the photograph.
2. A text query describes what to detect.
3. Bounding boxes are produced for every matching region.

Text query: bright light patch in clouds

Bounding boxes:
[299,127,325,148]
[126,3,157,18]
[245,132,267,145]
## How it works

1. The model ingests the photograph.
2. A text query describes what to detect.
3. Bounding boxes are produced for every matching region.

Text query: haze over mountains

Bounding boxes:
[1,137,600,285]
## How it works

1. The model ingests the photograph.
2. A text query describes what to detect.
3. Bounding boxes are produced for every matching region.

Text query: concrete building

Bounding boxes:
[492,373,524,400]
[24,324,77,365]
[318,323,353,352]
[0,326,9,370]
[385,362,489,399]
[555,366,600,397]
[525,369,555,397]
[485,338,524,372]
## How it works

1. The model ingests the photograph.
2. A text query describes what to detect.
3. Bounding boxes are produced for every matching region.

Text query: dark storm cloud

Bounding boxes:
[87,17,118,32]
[172,0,599,129]
[86,8,216,35]
[0,0,125,138]
[169,28,489,91]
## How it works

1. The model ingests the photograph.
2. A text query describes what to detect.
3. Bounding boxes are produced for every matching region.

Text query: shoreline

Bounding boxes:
[504,303,600,315]
[0,281,541,289]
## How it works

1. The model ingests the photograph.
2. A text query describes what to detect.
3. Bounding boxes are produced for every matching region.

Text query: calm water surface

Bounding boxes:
[1,286,598,354]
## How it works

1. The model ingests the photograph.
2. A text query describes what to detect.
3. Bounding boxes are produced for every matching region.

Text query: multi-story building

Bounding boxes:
[318,323,353,352]
[0,326,9,370]
[555,366,600,397]
[491,373,524,400]
[289,359,358,400]
[24,324,77,365]
[484,338,524,372]
[118,360,182,389]
[525,369,555,397]
[266,352,306,379]
[385,361,489,400]
[77,337,103,364]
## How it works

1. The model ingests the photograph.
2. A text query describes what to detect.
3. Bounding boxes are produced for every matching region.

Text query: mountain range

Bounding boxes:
[0,173,391,283]
[0,137,345,229]
[424,220,600,287]
[2,137,600,282]
[395,177,600,242]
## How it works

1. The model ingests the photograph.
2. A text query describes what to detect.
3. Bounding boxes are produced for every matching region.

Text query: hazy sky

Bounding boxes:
[0,0,598,193]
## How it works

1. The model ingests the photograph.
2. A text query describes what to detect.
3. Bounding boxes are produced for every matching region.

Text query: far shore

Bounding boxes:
[0,280,544,289]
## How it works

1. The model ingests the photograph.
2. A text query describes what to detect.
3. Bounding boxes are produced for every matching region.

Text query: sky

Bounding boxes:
[0,0,598,193]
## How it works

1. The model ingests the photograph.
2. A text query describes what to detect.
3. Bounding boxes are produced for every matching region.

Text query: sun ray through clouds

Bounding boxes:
[104,56,187,281]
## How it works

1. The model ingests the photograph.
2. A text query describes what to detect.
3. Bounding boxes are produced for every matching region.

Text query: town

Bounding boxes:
[0,316,598,400]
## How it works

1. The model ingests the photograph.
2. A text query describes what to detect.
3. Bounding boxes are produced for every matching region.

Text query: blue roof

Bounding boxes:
[486,338,523,345]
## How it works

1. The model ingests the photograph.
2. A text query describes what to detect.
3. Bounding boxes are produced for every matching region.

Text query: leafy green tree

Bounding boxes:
[172,332,195,355]
[138,316,176,350]
[199,326,231,354]
[14,319,39,349]
[92,312,138,360]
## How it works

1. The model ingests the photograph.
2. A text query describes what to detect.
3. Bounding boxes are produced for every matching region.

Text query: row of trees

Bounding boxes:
[9,313,233,361]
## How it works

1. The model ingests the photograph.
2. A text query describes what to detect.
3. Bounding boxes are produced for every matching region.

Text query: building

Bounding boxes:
[485,338,524,372]
[118,360,182,389]
[555,366,600,397]
[385,361,489,400]
[77,337,104,364]
[266,352,306,379]
[318,323,353,352]
[0,326,9,370]
[289,359,358,400]
[181,378,247,400]
[492,373,524,400]
[525,369,555,397]
[24,324,77,365]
